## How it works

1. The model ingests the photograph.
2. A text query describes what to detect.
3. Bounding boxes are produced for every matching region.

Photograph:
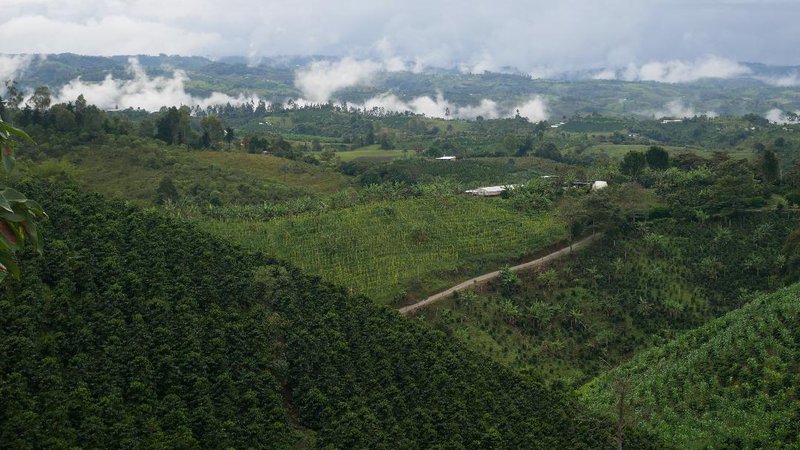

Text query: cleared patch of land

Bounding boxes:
[198,196,565,303]
[335,145,411,161]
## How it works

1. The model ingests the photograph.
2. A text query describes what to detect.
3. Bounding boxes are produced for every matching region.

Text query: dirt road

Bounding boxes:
[398,233,601,315]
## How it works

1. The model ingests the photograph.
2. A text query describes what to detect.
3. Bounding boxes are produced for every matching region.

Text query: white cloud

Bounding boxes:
[608,56,752,83]
[1,1,798,72]
[458,99,501,120]
[513,96,549,122]
[592,68,618,80]
[351,92,547,121]
[294,58,383,103]
[359,92,453,118]
[765,108,799,124]
[0,55,34,95]
[53,57,259,111]
[0,54,32,79]
[0,54,34,92]
[651,100,717,119]
[0,15,219,55]
[458,54,500,75]
[758,72,800,87]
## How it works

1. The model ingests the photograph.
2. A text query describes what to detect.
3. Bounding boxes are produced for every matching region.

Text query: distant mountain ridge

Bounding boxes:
[3,53,800,118]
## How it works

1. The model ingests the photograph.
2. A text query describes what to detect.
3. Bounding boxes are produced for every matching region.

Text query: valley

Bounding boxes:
[2,47,800,448]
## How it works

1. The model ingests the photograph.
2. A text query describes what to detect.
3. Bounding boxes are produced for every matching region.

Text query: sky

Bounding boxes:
[0,0,798,72]
[1,0,798,120]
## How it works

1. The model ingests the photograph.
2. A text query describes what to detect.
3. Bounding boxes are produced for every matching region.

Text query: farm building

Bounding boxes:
[435,156,457,161]
[591,180,609,191]
[465,185,519,197]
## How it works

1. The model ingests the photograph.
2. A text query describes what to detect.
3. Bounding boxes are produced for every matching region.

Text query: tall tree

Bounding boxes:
[156,107,191,145]
[200,115,225,143]
[28,86,51,112]
[536,142,561,161]
[760,149,780,184]
[223,127,235,149]
[620,151,647,178]
[645,146,669,170]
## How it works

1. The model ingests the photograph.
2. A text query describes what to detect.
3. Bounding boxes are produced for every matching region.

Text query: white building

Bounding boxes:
[464,185,519,197]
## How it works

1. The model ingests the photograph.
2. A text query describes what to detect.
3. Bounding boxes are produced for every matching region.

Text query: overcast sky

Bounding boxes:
[0,0,798,71]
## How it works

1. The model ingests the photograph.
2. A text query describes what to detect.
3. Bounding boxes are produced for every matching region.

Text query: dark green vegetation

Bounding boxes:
[580,283,800,449]
[347,156,567,186]
[0,181,658,448]
[422,213,798,384]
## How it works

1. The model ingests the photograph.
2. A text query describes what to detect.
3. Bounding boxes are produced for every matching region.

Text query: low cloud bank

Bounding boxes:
[294,56,431,103]
[29,56,548,122]
[757,72,800,87]
[294,58,383,103]
[293,57,548,121]
[354,93,548,122]
[765,108,800,124]
[0,54,35,94]
[54,58,258,111]
[649,100,717,119]
[594,56,751,83]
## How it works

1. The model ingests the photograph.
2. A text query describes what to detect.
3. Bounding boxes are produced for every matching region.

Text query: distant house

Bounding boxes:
[661,119,683,124]
[591,180,609,191]
[436,156,457,161]
[464,184,519,197]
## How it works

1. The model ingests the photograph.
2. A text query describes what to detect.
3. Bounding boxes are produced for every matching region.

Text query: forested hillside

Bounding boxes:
[0,181,658,448]
[580,283,800,448]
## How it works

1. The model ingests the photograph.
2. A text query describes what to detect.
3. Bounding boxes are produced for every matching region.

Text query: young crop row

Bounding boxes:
[580,283,800,448]
[199,196,565,303]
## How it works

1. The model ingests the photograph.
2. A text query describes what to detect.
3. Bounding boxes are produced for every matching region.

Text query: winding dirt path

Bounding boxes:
[398,233,601,315]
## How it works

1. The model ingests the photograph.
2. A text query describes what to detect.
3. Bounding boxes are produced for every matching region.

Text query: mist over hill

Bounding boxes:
[3,53,800,122]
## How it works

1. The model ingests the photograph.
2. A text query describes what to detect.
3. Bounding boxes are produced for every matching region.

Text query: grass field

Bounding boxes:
[187,150,350,193]
[335,145,411,162]
[582,144,692,159]
[198,195,565,303]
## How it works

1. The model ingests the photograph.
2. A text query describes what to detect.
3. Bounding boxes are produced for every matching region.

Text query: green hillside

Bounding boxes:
[0,180,658,448]
[580,283,800,449]
[26,141,351,206]
[420,214,798,384]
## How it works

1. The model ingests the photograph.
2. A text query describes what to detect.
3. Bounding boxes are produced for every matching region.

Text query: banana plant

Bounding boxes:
[0,117,46,283]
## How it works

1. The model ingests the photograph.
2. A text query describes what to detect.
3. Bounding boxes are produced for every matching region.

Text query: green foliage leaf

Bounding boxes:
[1,188,28,203]
[0,194,13,213]
[0,120,33,142]
[2,153,15,173]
